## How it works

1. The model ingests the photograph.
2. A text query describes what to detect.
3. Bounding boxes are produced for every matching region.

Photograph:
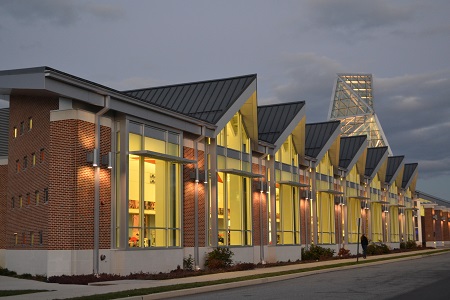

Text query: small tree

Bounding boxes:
[205,248,234,269]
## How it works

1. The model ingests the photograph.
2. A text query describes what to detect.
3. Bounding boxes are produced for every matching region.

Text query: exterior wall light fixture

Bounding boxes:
[87,149,99,167]
[101,152,113,169]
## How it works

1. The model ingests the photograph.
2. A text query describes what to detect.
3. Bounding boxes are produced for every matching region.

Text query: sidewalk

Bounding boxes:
[1,248,448,300]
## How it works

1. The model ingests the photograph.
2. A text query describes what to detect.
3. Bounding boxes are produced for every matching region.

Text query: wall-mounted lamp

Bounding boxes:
[189,172,206,183]
[432,215,438,221]
[362,200,370,210]
[383,205,389,213]
[87,149,99,167]
[101,152,113,169]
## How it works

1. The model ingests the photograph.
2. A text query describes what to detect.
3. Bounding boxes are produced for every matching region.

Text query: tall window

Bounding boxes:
[317,194,335,244]
[40,148,45,163]
[275,185,300,244]
[126,122,181,248]
[35,190,40,205]
[28,117,33,131]
[20,121,24,135]
[371,203,383,241]
[347,198,360,243]
[390,206,399,242]
[32,153,36,166]
[216,112,253,246]
[217,172,251,246]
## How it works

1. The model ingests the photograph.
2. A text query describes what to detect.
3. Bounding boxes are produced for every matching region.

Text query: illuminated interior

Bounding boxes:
[274,135,300,245]
[216,111,252,246]
[330,74,391,154]
[126,124,181,248]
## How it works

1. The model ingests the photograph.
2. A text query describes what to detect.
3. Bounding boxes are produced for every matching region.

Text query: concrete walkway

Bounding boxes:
[1,248,448,300]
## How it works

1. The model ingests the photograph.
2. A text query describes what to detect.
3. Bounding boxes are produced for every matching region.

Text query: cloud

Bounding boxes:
[304,0,413,34]
[271,52,344,122]
[0,0,124,26]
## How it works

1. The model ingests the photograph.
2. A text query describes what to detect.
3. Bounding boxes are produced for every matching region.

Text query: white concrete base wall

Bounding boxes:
[387,242,400,250]
[272,246,302,262]
[108,248,184,275]
[345,244,359,256]
[426,241,438,248]
[47,250,93,277]
[0,249,5,268]
[228,247,255,265]
[5,250,48,276]
[184,247,210,269]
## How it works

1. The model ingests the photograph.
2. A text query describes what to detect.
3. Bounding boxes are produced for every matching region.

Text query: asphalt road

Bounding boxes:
[171,252,450,300]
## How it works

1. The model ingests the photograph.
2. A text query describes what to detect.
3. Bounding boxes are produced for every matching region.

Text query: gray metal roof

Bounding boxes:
[305,121,340,159]
[257,101,305,144]
[0,108,8,156]
[124,74,257,125]
[416,190,450,206]
[339,135,367,169]
[385,156,404,183]
[365,147,388,177]
[402,163,418,189]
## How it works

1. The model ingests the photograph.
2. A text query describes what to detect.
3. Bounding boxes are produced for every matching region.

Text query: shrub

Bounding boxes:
[183,255,194,271]
[366,241,390,255]
[337,247,351,258]
[302,244,335,261]
[205,247,234,270]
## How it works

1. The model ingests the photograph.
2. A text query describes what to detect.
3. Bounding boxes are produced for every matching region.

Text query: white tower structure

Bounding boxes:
[329,73,392,155]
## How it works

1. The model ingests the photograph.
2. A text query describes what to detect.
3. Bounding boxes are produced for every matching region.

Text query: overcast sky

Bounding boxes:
[1,0,449,200]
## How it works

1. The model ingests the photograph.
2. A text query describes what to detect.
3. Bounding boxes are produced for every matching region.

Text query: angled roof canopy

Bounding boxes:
[258,101,305,154]
[124,74,258,140]
[365,146,389,180]
[385,156,405,186]
[402,163,418,191]
[329,73,392,155]
[339,135,368,175]
[305,121,341,168]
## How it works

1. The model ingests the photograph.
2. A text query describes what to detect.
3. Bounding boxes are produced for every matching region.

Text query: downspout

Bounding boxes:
[258,149,269,264]
[94,96,110,275]
[193,126,205,270]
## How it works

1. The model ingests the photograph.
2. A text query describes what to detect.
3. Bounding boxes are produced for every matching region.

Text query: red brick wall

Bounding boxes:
[6,96,58,249]
[443,212,449,242]
[183,146,206,247]
[0,164,7,248]
[252,163,267,246]
[49,119,111,250]
[435,210,443,241]
[423,208,435,242]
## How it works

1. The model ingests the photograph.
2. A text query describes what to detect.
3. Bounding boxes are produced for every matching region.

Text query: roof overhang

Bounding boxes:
[129,150,196,164]
[0,67,213,137]
[218,168,264,178]
[277,180,310,188]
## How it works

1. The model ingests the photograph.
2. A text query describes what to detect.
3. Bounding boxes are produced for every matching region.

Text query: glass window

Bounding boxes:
[16,160,20,173]
[19,195,22,208]
[371,203,383,241]
[276,185,300,245]
[23,156,27,170]
[13,127,17,138]
[32,153,36,166]
[20,122,24,135]
[347,198,360,243]
[44,188,48,203]
[39,231,43,245]
[126,127,181,248]
[35,190,39,205]
[217,172,251,246]
[390,206,399,242]
[317,194,335,244]
[26,193,30,206]
[28,117,33,131]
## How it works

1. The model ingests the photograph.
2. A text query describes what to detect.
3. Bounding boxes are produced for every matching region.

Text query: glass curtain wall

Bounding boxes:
[216,112,252,246]
[347,198,360,243]
[274,136,300,245]
[371,203,383,241]
[127,122,181,248]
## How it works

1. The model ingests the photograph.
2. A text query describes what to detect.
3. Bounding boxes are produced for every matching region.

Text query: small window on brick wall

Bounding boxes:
[35,190,40,205]
[14,233,18,245]
[44,188,48,203]
[13,127,17,138]
[11,197,15,209]
[20,122,24,135]
[26,193,30,206]
[39,231,43,245]
[28,117,33,131]
[40,148,45,163]
[19,195,23,208]
[23,156,28,170]
[32,153,36,166]
[16,159,20,173]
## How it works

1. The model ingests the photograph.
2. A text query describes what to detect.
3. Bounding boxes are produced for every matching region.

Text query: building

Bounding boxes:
[0,66,449,277]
